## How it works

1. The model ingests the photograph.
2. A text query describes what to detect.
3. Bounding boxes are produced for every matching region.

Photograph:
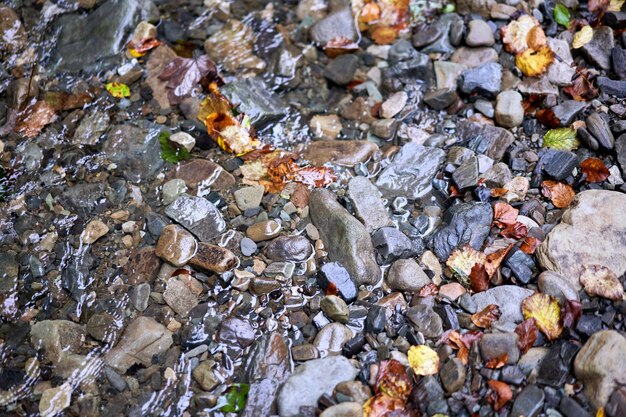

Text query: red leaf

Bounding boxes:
[520,236,542,254]
[471,304,502,328]
[469,263,490,293]
[562,299,583,328]
[581,158,610,183]
[485,354,508,369]
[493,202,519,227]
[500,222,528,239]
[488,380,513,411]
[375,359,413,402]
[515,318,539,354]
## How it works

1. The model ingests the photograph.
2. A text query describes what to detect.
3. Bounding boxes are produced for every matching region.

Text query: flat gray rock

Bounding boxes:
[347,176,393,233]
[165,195,226,242]
[471,285,534,325]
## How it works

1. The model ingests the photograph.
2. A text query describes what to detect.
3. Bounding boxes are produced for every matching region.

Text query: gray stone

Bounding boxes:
[452,156,479,189]
[321,295,350,323]
[50,0,154,73]
[481,162,512,187]
[104,317,173,373]
[617,133,626,174]
[163,276,198,316]
[537,190,626,290]
[597,76,626,97]
[218,317,255,348]
[347,176,392,233]
[221,78,287,128]
[406,304,444,338]
[387,258,431,292]
[371,227,421,263]
[538,271,579,304]
[459,121,515,160]
[264,236,312,262]
[471,285,534,325]
[165,195,226,242]
[434,61,468,89]
[277,356,358,417]
[0,252,18,292]
[466,19,494,47]
[510,385,545,417]
[451,47,499,68]
[474,99,494,118]
[574,330,626,409]
[310,189,380,285]
[389,39,420,63]
[580,26,614,70]
[422,14,462,54]
[440,358,466,393]
[552,101,589,126]
[324,54,359,85]
[234,185,265,210]
[541,150,578,180]
[30,320,86,364]
[495,90,524,128]
[459,62,502,98]
[430,202,492,260]
[479,332,519,364]
[424,88,458,110]
[310,6,358,45]
[586,112,615,149]
[73,111,110,145]
[102,124,164,183]
[130,283,151,311]
[162,179,187,206]
[376,143,445,200]
[319,402,362,417]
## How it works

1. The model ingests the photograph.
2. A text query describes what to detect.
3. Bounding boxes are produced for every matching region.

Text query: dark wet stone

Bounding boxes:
[165,195,226,242]
[146,213,171,239]
[371,227,422,264]
[612,48,626,80]
[501,365,525,385]
[537,341,579,387]
[459,62,502,99]
[440,358,466,393]
[242,332,291,417]
[310,189,380,285]
[541,150,578,180]
[105,367,127,392]
[366,305,387,334]
[430,202,492,260]
[382,54,433,85]
[411,376,445,417]
[422,14,461,54]
[576,315,604,338]
[597,76,626,97]
[221,77,287,128]
[130,283,150,312]
[412,25,443,48]
[559,396,592,417]
[510,385,545,417]
[577,127,600,151]
[459,121,515,161]
[59,183,108,216]
[580,26,614,70]
[552,101,589,126]
[264,236,312,262]
[50,0,154,73]
[424,88,458,110]
[607,388,626,417]
[479,332,520,364]
[406,304,444,338]
[389,39,420,63]
[0,252,18,292]
[504,247,535,284]
[347,176,392,233]
[452,155,479,189]
[317,262,358,303]
[375,143,445,200]
[218,317,255,348]
[86,312,121,343]
[124,247,161,285]
[586,112,615,149]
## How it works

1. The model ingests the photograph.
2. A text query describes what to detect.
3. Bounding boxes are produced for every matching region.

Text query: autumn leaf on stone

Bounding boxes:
[362,394,407,417]
[485,354,508,369]
[501,222,528,239]
[581,158,610,183]
[375,359,413,402]
[105,82,130,98]
[325,37,360,58]
[588,0,610,14]
[541,180,575,208]
[520,236,542,254]
[536,108,562,128]
[470,263,490,293]
[563,67,598,101]
[543,128,580,151]
[501,15,541,54]
[14,100,56,138]
[562,299,582,328]
[484,245,513,279]
[515,318,538,354]
[288,166,337,189]
[408,345,439,376]
[371,26,399,45]
[488,380,513,411]
[521,293,563,341]
[516,45,554,77]
[159,55,218,105]
[446,246,486,287]
[471,304,501,328]
[418,283,439,297]
[572,25,593,49]
[128,38,162,58]
[441,330,483,365]
[360,2,381,23]
[493,202,518,228]
[579,264,624,301]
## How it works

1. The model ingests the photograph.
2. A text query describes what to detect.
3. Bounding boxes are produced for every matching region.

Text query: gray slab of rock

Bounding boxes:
[221,78,287,128]
[73,111,110,145]
[430,202,492,260]
[510,385,545,417]
[277,356,358,417]
[471,285,534,325]
[459,121,515,161]
[538,271,579,303]
[452,156,479,189]
[310,6,357,45]
[580,26,614,70]
[375,143,445,200]
[451,47,499,68]
[104,316,173,374]
[264,236,312,262]
[347,176,392,233]
[479,332,520,364]
[102,124,164,183]
[165,195,226,242]
[387,258,431,292]
[597,76,626,97]
[310,189,381,285]
[617,133,626,173]
[552,100,589,126]
[303,140,379,167]
[459,62,502,98]
[536,190,626,290]
[574,330,626,409]
[50,0,154,73]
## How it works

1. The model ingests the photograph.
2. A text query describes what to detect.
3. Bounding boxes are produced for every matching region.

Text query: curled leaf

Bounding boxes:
[484,245,513,278]
[579,264,624,301]
[520,236,542,254]
[516,45,554,77]
[541,180,575,208]
[105,82,130,98]
[408,345,439,376]
[572,25,594,48]
[527,25,547,50]
[128,38,162,57]
[581,158,610,183]
[218,383,250,412]
[563,68,598,101]
[543,128,579,151]
[521,293,563,341]
[14,100,57,138]
[375,359,413,401]
[441,330,483,365]
[470,263,490,293]
[488,380,513,411]
[515,318,539,354]
[493,202,519,228]
[471,304,502,328]
[159,55,218,105]
[501,15,541,54]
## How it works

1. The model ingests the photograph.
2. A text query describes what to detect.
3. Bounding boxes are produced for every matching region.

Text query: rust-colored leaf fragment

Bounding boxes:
[536,108,562,128]
[501,222,528,239]
[484,245,513,278]
[490,187,508,197]
[375,359,413,402]
[515,318,539,354]
[563,68,599,101]
[522,293,563,341]
[589,0,610,14]
[520,236,542,254]
[159,55,218,105]
[471,304,502,328]
[488,380,513,411]
[360,2,381,23]
[579,264,624,301]
[562,299,582,328]
[363,394,407,417]
[493,202,519,227]
[541,180,575,208]
[441,330,482,365]
[485,354,508,369]
[469,263,490,293]
[325,37,360,58]
[14,100,57,138]
[290,183,309,208]
[418,283,439,297]
[581,158,610,183]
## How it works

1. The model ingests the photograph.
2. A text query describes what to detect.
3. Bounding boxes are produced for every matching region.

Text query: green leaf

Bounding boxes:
[443,3,456,13]
[159,131,190,163]
[218,383,250,413]
[543,128,579,151]
[554,4,571,29]
[105,82,130,98]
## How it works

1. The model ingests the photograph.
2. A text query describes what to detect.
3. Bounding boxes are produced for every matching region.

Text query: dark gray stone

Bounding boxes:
[479,332,520,364]
[440,358,466,393]
[580,26,614,70]
[616,133,626,174]
[165,195,226,242]
[375,143,445,200]
[452,156,479,189]
[597,76,626,97]
[347,176,392,233]
[541,150,578,180]
[366,305,386,334]
[586,112,615,149]
[323,54,359,85]
[612,47,626,79]
[552,101,589,126]
[407,304,444,338]
[424,88,458,110]
[459,62,502,98]
[421,14,462,54]
[317,262,358,303]
[371,227,421,263]
[264,236,312,262]
[389,39,420,63]
[221,78,287,128]
[430,202,492,260]
[459,121,515,161]
[504,247,535,284]
[510,385,545,417]
[59,183,108,216]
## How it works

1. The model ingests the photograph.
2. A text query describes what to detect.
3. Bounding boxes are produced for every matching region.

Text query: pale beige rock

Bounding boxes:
[81,220,109,244]
[310,114,342,140]
[39,383,72,417]
[155,224,198,267]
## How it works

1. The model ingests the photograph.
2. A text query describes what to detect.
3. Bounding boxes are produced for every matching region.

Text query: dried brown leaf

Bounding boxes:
[563,68,599,101]
[471,304,502,328]
[14,100,57,138]
[159,55,218,105]
[500,222,528,239]
[580,264,624,301]
[469,263,490,293]
[493,202,519,228]
[488,380,513,411]
[541,180,575,208]
[515,318,539,354]
[484,245,513,278]
[375,359,413,402]
[485,354,508,369]
[581,157,610,183]
[562,299,583,328]
[520,236,542,254]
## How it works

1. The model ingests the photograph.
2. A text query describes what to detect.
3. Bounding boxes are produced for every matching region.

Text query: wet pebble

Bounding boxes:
[155,224,197,267]
[264,235,312,262]
[247,220,282,242]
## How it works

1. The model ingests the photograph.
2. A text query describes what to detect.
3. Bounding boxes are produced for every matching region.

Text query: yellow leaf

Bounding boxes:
[501,15,541,54]
[521,293,563,341]
[515,45,554,77]
[407,345,439,376]
[572,25,593,49]
[609,0,624,11]
[105,82,130,98]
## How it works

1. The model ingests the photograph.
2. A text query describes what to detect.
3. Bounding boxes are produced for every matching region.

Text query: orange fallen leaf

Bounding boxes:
[488,380,513,411]
[288,166,337,188]
[484,245,513,278]
[442,330,483,365]
[128,38,163,57]
[516,45,554,77]
[515,318,539,354]
[375,359,412,401]
[579,264,624,301]
[490,187,508,197]
[485,354,508,369]
[14,100,57,138]
[471,304,502,328]
[371,26,398,45]
[581,158,610,183]
[520,236,542,254]
[536,108,562,128]
[325,37,360,58]
[527,25,547,50]
[500,222,528,239]
[360,2,381,23]
[541,180,575,208]
[521,293,563,341]
[493,202,518,228]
